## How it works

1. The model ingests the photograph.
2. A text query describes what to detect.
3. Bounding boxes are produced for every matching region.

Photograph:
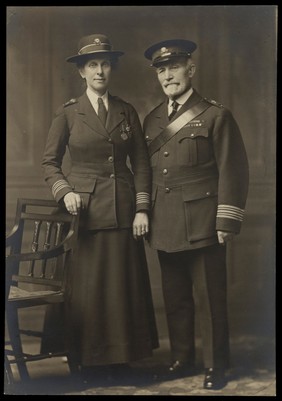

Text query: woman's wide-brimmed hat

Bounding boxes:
[66,34,124,63]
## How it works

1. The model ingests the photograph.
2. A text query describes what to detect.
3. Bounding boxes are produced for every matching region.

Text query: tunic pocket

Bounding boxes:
[177,127,210,166]
[68,175,97,210]
[182,179,218,242]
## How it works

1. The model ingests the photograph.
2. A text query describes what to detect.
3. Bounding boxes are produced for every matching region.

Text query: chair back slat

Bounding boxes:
[6,198,80,292]
[28,220,42,276]
[41,221,53,278]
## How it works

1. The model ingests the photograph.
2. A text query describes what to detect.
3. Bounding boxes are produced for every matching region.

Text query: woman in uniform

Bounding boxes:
[42,33,159,381]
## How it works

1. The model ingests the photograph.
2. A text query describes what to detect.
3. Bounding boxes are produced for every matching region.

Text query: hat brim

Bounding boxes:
[66,50,124,63]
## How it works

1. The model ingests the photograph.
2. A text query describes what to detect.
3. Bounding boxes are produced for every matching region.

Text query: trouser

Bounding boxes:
[158,244,230,369]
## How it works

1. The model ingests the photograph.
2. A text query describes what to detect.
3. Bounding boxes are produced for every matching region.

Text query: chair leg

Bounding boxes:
[67,354,80,376]
[6,306,30,381]
[4,353,14,387]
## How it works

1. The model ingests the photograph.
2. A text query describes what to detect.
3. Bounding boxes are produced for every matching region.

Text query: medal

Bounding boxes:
[121,133,128,140]
[120,122,132,140]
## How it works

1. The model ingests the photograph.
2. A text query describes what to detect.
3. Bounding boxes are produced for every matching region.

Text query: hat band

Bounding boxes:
[153,51,191,65]
[78,43,112,55]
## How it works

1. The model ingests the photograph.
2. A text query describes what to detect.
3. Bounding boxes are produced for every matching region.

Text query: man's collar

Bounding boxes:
[169,87,193,106]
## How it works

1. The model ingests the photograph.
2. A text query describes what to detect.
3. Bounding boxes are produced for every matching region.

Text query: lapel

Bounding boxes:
[76,92,109,139]
[170,90,203,122]
[153,90,203,132]
[106,95,126,133]
[153,100,169,132]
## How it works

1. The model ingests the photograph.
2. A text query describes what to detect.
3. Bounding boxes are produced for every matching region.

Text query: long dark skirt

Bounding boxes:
[63,228,159,367]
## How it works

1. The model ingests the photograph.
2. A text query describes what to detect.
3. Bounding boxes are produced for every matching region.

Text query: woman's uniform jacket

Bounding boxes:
[42,92,151,230]
[143,89,249,252]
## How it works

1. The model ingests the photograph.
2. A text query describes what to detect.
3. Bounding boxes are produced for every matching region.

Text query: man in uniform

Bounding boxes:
[143,39,249,389]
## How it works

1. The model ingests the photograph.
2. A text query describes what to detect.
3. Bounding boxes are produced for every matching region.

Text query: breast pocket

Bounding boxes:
[177,127,211,166]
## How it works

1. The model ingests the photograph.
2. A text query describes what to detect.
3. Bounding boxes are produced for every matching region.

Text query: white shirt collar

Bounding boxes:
[168,87,194,111]
[86,88,109,113]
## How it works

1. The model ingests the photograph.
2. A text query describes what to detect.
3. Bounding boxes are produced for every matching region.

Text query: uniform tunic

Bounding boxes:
[143,90,249,252]
[143,89,249,368]
[42,92,159,367]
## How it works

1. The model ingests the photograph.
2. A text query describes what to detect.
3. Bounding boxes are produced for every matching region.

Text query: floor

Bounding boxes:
[4,322,276,396]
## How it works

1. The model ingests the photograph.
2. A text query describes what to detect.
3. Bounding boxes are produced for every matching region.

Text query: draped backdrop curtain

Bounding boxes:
[7,6,276,338]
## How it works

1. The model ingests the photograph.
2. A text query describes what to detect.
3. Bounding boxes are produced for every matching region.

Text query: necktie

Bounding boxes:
[169,100,179,120]
[97,97,107,126]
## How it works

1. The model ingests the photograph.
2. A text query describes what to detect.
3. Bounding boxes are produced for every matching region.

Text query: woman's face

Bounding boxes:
[79,56,112,96]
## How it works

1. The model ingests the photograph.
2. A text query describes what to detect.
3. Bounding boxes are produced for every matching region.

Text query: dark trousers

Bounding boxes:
[158,244,230,369]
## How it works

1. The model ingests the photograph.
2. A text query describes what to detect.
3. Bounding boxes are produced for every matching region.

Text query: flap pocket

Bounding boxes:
[182,179,218,201]
[178,128,209,142]
[68,175,97,193]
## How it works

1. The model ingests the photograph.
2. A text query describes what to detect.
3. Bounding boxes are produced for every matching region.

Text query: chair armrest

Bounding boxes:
[5,240,74,263]
[6,225,20,247]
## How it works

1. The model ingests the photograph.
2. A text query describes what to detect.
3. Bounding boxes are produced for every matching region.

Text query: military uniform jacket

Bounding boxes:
[42,92,151,230]
[143,90,249,252]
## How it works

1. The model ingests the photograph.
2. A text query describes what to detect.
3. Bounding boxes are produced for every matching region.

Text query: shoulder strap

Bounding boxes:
[148,99,211,157]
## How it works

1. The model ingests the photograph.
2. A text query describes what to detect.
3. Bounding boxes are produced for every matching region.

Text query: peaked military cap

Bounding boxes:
[144,39,197,67]
[66,34,124,63]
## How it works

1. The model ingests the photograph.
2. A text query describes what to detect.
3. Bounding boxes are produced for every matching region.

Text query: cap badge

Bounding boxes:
[93,38,101,45]
[161,47,168,53]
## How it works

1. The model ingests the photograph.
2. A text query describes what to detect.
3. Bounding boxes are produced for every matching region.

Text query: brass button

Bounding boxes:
[108,156,113,162]
[164,151,169,157]
[110,174,115,179]
[191,133,195,137]
[163,169,168,175]
[165,187,170,193]
[145,135,150,140]
[206,191,210,196]
[108,138,113,143]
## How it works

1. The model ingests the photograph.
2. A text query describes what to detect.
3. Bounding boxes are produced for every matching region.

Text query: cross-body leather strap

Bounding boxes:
[148,99,211,157]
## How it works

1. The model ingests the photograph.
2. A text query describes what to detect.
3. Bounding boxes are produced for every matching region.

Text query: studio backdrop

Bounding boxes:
[7,6,276,339]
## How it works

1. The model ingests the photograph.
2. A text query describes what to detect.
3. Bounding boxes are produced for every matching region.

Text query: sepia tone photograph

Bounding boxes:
[6,5,276,396]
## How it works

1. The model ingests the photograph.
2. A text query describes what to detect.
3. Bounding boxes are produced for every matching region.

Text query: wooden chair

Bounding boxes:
[5,198,80,384]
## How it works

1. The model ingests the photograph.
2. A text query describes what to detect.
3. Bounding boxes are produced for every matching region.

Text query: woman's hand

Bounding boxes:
[64,192,83,215]
[133,212,149,240]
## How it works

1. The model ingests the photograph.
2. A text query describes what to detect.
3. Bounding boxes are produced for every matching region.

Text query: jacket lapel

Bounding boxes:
[77,92,109,138]
[170,90,203,122]
[153,100,169,132]
[152,90,203,130]
[106,95,126,133]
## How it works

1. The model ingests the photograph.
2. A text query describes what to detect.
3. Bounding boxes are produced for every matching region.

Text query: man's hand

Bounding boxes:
[133,212,149,240]
[217,230,235,245]
[63,192,83,215]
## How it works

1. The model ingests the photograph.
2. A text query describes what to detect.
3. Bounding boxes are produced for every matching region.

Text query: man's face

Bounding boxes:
[156,57,195,99]
[79,56,112,96]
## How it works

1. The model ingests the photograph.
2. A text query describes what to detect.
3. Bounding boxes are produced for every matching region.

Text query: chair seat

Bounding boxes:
[9,285,63,301]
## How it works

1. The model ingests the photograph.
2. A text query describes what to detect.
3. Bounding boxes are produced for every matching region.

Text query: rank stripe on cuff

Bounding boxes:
[52,179,72,198]
[136,192,150,205]
[216,204,244,222]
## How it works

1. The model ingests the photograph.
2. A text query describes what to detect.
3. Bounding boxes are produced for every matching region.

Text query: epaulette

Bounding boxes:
[204,97,224,108]
[63,98,78,108]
